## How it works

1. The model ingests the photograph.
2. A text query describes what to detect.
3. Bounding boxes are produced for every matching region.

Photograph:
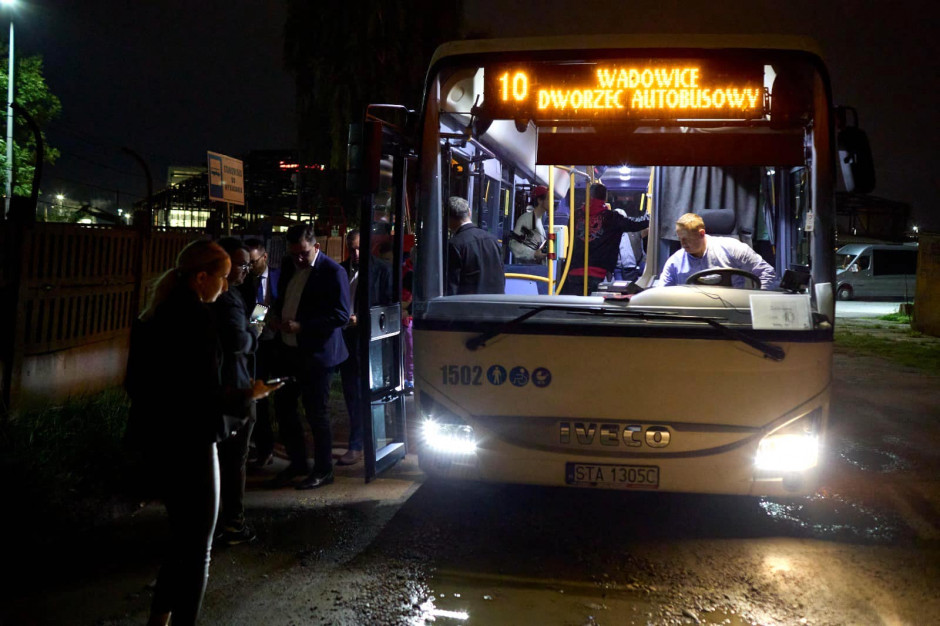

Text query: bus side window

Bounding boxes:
[856,254,871,271]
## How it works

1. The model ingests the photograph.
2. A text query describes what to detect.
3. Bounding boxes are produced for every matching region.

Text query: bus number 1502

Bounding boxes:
[441,365,483,386]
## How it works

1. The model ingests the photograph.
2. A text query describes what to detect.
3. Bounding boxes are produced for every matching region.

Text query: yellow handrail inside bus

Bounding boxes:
[640,167,653,215]
[505,272,550,283]
[553,166,591,295]
[548,165,555,294]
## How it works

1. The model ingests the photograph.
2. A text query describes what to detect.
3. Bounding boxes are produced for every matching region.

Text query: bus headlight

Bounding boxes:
[755,409,821,473]
[422,419,477,454]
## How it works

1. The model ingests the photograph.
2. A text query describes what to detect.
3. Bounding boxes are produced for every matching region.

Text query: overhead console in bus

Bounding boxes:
[536,127,805,167]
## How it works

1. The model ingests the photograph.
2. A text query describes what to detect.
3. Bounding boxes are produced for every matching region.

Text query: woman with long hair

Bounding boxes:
[126,239,280,626]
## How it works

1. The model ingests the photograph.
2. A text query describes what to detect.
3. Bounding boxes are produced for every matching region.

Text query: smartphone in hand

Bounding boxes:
[250,304,269,324]
[265,376,296,386]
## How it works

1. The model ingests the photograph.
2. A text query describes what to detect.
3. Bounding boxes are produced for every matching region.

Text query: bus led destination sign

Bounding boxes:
[485,61,765,120]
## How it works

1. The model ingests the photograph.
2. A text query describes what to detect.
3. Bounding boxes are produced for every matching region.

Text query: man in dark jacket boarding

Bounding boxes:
[445,196,506,296]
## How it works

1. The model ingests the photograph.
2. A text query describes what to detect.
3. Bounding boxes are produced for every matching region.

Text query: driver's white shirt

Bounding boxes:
[658,235,777,289]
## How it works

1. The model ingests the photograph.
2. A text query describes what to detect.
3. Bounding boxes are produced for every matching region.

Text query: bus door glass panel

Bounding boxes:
[361,146,407,481]
[789,168,811,267]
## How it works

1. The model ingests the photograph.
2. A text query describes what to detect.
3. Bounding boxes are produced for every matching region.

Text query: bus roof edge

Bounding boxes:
[430,34,824,68]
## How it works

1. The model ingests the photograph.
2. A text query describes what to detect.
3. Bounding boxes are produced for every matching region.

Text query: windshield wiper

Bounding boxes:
[465,305,786,361]
[637,312,786,361]
[465,305,559,350]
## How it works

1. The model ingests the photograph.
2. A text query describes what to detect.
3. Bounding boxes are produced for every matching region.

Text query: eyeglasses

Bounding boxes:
[236,263,251,271]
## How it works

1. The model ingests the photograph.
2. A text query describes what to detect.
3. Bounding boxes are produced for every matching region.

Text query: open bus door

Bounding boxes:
[347,115,412,482]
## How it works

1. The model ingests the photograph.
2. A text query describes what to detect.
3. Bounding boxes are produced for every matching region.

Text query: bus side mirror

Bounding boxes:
[836,106,876,194]
[346,121,383,194]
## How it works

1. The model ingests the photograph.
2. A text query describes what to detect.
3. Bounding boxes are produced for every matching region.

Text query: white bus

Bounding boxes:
[352,36,873,496]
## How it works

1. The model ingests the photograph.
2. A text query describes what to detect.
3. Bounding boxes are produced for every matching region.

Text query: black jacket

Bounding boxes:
[211,289,258,390]
[273,252,351,368]
[446,223,506,295]
[126,285,247,450]
[570,199,650,276]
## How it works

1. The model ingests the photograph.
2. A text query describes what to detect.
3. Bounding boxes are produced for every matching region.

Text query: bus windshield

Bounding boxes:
[415,45,832,329]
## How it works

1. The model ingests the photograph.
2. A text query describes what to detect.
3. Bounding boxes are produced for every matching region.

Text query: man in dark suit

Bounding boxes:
[446,196,506,295]
[241,238,281,467]
[268,224,351,489]
[337,229,393,465]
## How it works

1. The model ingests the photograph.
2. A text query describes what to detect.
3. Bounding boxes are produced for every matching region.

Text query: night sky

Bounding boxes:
[14,0,294,211]
[11,1,938,229]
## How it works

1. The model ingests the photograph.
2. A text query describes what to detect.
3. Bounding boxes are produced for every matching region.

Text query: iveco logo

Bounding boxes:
[559,422,671,448]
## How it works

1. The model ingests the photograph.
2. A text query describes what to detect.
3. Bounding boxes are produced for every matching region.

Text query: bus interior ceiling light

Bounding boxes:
[422,419,477,454]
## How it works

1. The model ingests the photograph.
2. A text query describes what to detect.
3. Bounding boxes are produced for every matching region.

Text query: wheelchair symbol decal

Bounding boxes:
[510,366,530,387]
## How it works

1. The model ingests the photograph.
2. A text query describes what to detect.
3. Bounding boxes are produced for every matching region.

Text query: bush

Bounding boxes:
[0,389,136,536]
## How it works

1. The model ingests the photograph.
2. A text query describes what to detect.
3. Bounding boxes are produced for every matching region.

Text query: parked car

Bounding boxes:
[835,243,918,300]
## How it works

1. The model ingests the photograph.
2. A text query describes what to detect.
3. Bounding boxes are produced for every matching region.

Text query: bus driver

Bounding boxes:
[659,213,777,289]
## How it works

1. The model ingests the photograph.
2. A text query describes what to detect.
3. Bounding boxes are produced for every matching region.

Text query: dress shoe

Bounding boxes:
[296,470,334,490]
[337,449,363,466]
[266,464,308,488]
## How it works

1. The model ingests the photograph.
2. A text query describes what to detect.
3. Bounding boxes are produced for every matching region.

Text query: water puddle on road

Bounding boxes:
[838,439,911,473]
[408,570,748,625]
[758,492,909,543]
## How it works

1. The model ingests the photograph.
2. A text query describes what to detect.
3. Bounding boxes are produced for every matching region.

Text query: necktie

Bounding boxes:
[256,278,265,304]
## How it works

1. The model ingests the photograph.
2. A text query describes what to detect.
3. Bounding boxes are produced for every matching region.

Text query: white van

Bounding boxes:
[835,243,918,300]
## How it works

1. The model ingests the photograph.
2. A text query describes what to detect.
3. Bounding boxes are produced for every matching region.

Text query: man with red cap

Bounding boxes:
[509,185,549,264]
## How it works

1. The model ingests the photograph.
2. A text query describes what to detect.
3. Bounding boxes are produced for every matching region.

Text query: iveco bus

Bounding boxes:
[352,36,873,495]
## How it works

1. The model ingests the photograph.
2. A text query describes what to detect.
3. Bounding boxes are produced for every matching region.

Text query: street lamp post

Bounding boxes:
[3,0,14,219]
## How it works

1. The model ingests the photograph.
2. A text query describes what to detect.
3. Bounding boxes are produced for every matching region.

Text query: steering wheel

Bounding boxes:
[686,268,761,289]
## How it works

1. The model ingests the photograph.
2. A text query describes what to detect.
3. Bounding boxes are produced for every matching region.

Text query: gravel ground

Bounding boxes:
[3,342,939,626]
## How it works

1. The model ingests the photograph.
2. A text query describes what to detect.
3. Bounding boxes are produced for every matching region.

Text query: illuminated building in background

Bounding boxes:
[135,152,325,230]
[245,149,326,228]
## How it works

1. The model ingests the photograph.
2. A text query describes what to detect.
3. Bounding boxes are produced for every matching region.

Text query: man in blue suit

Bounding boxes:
[241,238,281,468]
[269,224,351,489]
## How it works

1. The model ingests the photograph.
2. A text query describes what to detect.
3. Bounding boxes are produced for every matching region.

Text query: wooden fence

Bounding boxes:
[0,220,346,410]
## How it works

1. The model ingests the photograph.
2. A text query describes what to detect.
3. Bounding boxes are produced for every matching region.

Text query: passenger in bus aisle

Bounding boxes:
[211,238,260,547]
[125,240,280,626]
[509,185,549,264]
[338,230,393,466]
[658,213,777,288]
[267,224,352,490]
[445,196,506,295]
[240,238,280,469]
[612,208,648,282]
[560,183,650,295]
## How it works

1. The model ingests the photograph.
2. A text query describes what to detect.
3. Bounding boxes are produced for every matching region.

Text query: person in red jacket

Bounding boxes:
[561,183,649,295]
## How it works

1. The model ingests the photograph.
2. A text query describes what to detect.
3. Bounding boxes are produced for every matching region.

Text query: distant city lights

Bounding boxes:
[278,161,325,171]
